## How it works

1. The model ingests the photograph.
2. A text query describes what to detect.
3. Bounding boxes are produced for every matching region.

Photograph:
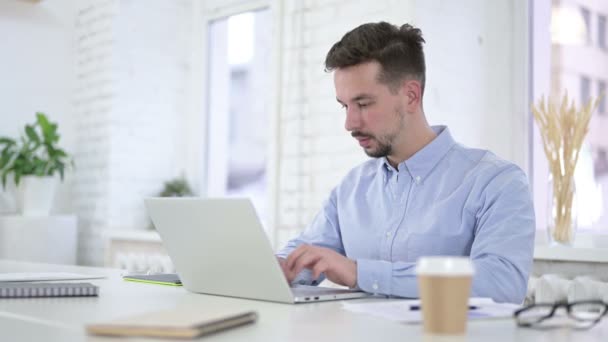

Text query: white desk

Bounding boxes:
[0,260,606,342]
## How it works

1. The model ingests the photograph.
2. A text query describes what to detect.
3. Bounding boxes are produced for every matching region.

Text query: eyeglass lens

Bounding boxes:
[517,302,607,329]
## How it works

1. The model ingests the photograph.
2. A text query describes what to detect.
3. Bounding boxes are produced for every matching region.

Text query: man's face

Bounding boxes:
[334,61,406,158]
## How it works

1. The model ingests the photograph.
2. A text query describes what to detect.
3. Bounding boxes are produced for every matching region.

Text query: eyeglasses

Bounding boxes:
[514,300,608,330]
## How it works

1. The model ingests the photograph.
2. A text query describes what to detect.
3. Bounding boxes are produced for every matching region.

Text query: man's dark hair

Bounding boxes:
[325,22,426,95]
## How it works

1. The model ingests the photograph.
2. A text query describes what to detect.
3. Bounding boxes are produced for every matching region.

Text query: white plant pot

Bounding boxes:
[0,178,17,214]
[15,176,58,216]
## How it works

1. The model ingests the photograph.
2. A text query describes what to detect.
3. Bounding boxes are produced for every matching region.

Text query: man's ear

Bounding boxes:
[403,80,422,108]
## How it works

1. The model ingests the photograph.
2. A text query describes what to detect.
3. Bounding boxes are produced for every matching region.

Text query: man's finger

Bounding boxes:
[285,245,309,270]
[290,250,322,279]
[276,257,290,280]
[312,260,328,280]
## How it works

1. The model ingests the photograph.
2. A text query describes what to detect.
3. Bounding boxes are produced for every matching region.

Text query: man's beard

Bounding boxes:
[351,106,404,158]
[352,132,394,158]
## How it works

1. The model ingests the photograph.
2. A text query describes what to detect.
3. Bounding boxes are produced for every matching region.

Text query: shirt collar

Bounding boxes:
[378,125,456,182]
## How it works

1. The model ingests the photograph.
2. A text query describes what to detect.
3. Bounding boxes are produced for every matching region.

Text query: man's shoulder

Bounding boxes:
[451,144,527,184]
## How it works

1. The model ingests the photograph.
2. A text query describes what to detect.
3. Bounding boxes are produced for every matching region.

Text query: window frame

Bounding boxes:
[192,0,283,247]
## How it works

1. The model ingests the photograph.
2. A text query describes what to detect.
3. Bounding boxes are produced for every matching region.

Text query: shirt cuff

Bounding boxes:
[356,259,393,295]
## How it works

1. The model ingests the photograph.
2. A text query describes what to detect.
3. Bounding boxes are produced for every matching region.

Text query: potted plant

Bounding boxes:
[158,177,194,197]
[146,177,194,231]
[0,112,72,216]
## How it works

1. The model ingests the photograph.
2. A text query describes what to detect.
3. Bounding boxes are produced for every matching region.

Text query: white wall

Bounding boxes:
[417,0,529,169]
[0,0,77,214]
[72,0,193,265]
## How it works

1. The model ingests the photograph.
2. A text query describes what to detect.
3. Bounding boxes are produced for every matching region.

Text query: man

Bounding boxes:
[276,22,535,304]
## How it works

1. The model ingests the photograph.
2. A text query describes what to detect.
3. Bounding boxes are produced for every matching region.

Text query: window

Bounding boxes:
[581,75,591,104]
[599,14,607,49]
[599,80,607,115]
[581,6,592,44]
[205,9,272,224]
[533,2,608,235]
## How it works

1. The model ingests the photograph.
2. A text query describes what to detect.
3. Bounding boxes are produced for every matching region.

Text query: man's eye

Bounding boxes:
[358,102,370,108]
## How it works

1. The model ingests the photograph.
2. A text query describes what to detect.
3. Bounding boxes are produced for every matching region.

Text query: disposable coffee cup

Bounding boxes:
[415,257,475,335]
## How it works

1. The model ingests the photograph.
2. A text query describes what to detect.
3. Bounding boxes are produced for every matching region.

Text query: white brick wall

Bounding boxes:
[73,0,117,265]
[74,0,191,265]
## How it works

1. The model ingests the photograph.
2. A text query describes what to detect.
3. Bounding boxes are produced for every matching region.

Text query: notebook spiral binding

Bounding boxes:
[0,282,99,298]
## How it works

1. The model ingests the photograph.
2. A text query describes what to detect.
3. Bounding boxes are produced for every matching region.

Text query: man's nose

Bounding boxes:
[344,107,361,132]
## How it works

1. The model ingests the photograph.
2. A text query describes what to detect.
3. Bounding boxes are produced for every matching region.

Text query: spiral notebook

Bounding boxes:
[0,282,99,298]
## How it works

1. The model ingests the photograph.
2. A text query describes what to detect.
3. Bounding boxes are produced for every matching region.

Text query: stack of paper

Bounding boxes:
[0,273,106,282]
[342,298,520,324]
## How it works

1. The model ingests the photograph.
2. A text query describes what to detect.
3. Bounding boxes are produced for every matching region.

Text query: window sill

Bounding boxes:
[103,229,161,242]
[534,245,608,263]
[534,232,608,263]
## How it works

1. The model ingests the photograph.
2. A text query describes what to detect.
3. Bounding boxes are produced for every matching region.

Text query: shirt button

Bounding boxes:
[415,176,421,183]
[372,282,379,290]
[386,231,391,237]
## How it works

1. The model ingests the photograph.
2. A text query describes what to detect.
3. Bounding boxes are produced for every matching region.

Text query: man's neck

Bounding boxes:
[386,123,437,169]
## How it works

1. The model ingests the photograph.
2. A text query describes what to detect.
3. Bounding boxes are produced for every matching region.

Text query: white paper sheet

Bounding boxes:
[0,272,107,282]
[342,297,520,324]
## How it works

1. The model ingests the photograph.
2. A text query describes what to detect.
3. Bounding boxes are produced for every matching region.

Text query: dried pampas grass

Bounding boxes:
[532,92,600,243]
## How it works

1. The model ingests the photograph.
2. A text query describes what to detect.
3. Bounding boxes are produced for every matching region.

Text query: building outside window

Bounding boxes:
[598,14,606,49]
[533,1,608,235]
[205,9,272,226]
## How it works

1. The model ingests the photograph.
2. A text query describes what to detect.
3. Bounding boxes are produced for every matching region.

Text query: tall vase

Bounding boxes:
[547,174,577,246]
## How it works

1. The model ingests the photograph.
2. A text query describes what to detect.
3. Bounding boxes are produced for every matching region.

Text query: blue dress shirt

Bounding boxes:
[276,126,535,304]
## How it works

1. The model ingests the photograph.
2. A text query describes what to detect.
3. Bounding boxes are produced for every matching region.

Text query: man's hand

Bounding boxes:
[282,245,357,288]
[277,257,290,280]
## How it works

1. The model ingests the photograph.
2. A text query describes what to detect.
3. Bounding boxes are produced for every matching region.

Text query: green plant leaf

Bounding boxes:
[37,113,60,144]
[58,162,65,180]
[45,127,59,144]
[1,112,72,184]
[1,171,7,189]
[25,125,41,144]
[43,123,59,144]
[0,153,10,169]
[1,144,15,163]
[36,112,51,131]
[0,137,16,146]
[53,149,67,158]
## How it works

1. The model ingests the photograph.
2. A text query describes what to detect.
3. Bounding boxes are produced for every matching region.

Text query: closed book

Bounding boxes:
[86,308,258,339]
[0,282,99,298]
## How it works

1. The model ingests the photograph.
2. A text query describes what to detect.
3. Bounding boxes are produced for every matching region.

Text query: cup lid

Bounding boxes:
[415,256,475,276]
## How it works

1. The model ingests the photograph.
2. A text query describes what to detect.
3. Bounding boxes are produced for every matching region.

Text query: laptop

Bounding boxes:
[144,198,369,304]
